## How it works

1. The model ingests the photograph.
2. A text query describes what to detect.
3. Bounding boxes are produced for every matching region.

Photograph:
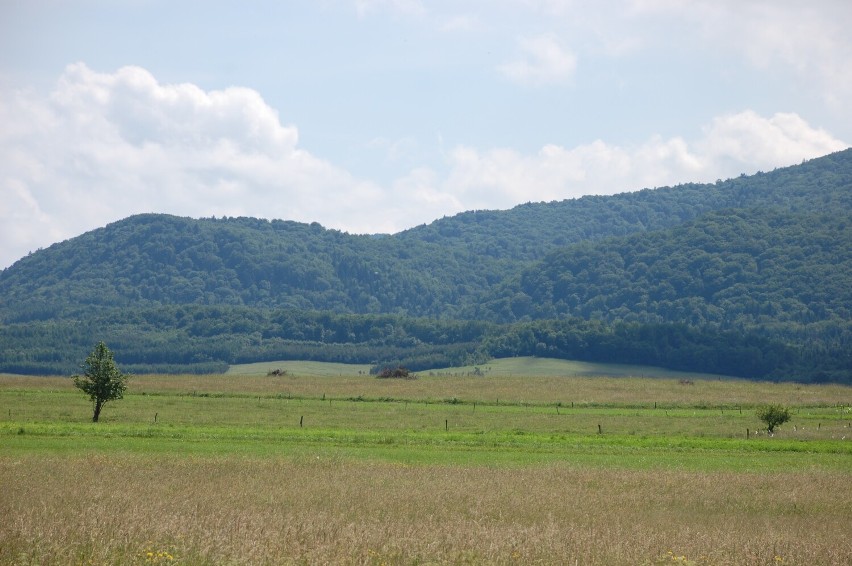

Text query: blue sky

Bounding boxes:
[1,0,850,269]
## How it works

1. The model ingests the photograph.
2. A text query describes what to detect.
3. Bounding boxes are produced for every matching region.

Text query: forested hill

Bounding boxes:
[474,207,851,324]
[397,149,852,261]
[3,149,851,320]
[1,149,850,381]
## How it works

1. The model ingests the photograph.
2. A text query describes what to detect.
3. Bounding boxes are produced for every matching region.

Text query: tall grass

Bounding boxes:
[1,454,849,565]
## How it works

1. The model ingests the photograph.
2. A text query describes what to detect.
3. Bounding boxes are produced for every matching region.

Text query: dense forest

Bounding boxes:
[476,208,851,326]
[1,149,850,382]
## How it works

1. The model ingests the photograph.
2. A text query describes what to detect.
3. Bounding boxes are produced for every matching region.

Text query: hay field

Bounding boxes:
[1,369,850,565]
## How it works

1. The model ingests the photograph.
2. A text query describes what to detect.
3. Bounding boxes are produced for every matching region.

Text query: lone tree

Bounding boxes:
[73,342,129,422]
[756,404,791,435]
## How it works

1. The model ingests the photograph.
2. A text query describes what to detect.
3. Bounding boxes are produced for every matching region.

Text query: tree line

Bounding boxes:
[0,305,847,382]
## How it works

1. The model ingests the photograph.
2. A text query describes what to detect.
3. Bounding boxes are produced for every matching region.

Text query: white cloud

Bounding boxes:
[699,111,847,170]
[0,64,396,268]
[626,0,852,106]
[437,111,847,208]
[498,34,578,85]
[484,2,852,105]
[0,63,847,270]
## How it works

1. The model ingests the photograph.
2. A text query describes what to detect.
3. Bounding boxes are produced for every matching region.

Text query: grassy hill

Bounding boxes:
[225,357,735,381]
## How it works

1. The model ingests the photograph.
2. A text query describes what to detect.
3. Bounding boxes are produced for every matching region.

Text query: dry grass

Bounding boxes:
[139,373,852,408]
[5,371,848,409]
[225,357,727,380]
[1,454,849,565]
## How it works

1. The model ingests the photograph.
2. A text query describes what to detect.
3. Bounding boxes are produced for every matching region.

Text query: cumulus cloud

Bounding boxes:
[0,64,847,270]
[698,111,847,169]
[0,63,431,268]
[438,111,847,209]
[499,34,578,85]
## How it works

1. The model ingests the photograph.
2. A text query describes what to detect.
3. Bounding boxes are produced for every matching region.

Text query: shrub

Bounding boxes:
[376,366,414,379]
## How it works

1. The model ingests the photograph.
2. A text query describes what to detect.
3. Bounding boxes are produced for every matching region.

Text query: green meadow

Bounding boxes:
[2,360,851,565]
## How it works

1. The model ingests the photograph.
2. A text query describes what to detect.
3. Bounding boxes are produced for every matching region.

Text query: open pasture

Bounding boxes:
[225,357,731,380]
[12,355,850,407]
[1,367,851,565]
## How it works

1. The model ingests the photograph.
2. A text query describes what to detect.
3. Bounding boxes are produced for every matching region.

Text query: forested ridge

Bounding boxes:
[477,208,851,327]
[1,149,850,382]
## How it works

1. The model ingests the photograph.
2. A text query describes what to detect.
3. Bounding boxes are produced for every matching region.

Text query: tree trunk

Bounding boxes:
[92,400,103,422]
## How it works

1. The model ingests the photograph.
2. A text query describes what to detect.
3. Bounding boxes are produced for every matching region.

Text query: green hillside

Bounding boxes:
[480,207,851,327]
[3,149,850,320]
[1,149,850,381]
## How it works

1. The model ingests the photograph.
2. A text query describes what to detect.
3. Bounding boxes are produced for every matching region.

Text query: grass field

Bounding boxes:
[225,356,740,379]
[2,361,851,565]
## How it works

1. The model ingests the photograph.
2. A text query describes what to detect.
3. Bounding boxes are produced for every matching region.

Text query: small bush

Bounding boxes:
[376,366,415,379]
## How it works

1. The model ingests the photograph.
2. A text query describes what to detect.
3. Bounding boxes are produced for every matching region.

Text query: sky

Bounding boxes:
[1,1,850,270]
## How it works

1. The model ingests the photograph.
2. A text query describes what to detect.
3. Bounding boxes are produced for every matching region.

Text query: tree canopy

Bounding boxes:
[72,342,129,422]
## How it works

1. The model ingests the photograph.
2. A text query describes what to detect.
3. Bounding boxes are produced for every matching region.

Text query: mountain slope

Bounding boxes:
[3,149,851,321]
[0,214,466,319]
[398,148,852,260]
[1,149,850,380]
[476,207,851,327]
